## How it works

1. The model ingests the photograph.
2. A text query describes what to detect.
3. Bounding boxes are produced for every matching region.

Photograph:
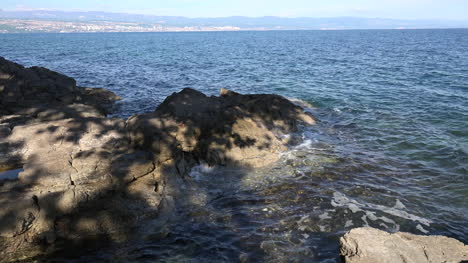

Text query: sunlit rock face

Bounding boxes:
[340,227,468,263]
[127,88,315,168]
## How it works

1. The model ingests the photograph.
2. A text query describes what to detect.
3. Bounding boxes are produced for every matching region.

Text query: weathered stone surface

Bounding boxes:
[340,227,468,263]
[127,88,315,167]
[0,58,160,262]
[2,58,465,263]
[0,57,121,119]
[0,59,319,261]
[0,116,163,262]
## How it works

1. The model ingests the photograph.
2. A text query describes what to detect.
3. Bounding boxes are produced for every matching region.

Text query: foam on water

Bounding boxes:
[287,97,316,109]
[188,163,216,180]
[416,224,429,234]
[331,192,433,227]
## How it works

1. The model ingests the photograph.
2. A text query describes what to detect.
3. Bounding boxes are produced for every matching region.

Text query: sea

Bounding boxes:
[1,29,467,262]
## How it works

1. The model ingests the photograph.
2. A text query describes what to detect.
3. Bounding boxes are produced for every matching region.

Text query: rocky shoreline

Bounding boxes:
[0,57,466,262]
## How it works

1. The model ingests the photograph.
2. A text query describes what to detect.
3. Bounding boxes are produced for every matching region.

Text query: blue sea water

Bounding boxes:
[1,29,467,262]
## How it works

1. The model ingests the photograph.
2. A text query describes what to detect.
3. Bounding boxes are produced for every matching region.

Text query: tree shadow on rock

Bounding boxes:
[0,63,314,262]
[115,88,315,262]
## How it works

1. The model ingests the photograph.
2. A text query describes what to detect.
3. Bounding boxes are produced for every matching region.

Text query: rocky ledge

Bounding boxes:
[0,57,314,261]
[340,227,468,263]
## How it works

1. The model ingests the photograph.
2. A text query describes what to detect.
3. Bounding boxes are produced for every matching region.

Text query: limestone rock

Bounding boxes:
[0,117,163,261]
[340,227,468,263]
[0,57,121,119]
[127,88,315,167]
[0,58,317,261]
[0,59,161,262]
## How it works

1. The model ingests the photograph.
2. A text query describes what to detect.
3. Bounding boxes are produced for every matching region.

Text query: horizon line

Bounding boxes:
[2,8,468,22]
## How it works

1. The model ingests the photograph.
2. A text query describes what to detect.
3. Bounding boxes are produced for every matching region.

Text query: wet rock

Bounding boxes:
[340,227,468,263]
[127,88,315,167]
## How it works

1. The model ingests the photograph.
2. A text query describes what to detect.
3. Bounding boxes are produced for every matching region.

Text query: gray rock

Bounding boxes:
[0,57,121,119]
[0,59,317,261]
[127,88,315,167]
[340,227,468,263]
[0,117,163,262]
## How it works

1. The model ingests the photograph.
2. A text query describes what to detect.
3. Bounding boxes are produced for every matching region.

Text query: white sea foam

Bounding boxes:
[416,224,429,234]
[279,137,315,160]
[344,220,354,227]
[333,107,342,113]
[331,192,432,226]
[293,139,314,151]
[361,214,369,226]
[394,199,406,209]
[365,211,379,221]
[287,97,316,109]
[319,211,332,220]
[348,203,361,213]
[188,164,215,180]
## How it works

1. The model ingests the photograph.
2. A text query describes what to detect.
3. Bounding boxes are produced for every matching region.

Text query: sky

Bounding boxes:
[2,0,468,20]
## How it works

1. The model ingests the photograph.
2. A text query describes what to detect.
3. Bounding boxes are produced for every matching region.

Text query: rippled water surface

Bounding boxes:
[1,29,467,262]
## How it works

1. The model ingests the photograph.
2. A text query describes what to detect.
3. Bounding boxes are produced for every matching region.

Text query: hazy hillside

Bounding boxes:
[0,10,467,32]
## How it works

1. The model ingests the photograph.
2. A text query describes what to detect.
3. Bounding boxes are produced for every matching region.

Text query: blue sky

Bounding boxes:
[3,0,468,20]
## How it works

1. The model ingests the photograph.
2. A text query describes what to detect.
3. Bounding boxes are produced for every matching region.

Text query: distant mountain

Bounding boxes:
[1,10,467,31]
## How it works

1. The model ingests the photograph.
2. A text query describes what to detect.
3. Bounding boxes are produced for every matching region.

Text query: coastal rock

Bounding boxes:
[0,56,121,120]
[127,88,315,167]
[0,117,164,261]
[0,59,163,261]
[340,227,468,263]
[0,58,316,261]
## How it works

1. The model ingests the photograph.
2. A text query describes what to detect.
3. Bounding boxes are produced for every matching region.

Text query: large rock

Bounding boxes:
[0,59,168,262]
[0,57,121,120]
[0,117,164,262]
[127,88,315,167]
[0,57,77,108]
[340,227,468,263]
[0,58,317,261]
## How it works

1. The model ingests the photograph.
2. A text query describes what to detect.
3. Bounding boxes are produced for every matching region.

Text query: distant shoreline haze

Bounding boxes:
[0,10,467,33]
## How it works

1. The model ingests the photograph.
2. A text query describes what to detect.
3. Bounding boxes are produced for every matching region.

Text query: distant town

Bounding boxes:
[0,19,241,33]
[0,10,467,33]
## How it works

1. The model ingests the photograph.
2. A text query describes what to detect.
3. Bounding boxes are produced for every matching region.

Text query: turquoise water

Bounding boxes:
[1,29,467,262]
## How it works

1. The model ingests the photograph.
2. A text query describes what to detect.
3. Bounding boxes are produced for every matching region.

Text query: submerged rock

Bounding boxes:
[340,227,468,263]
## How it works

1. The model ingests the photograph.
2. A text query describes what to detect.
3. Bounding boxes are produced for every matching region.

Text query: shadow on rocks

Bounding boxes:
[0,57,315,262]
